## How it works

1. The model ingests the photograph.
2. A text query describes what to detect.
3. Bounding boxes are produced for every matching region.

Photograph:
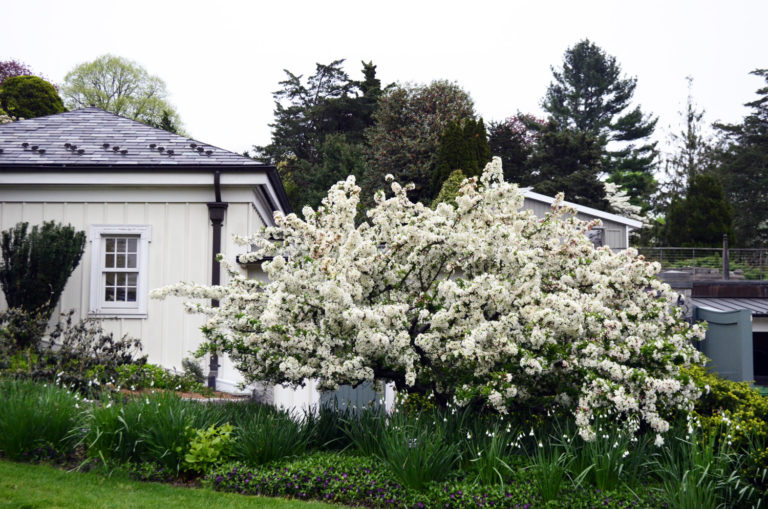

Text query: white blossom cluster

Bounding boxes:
[152,157,705,440]
[604,181,646,225]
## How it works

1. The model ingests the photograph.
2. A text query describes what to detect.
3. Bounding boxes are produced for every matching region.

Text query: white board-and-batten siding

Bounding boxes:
[0,187,266,393]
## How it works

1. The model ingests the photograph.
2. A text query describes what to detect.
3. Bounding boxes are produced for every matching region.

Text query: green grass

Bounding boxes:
[0,460,340,509]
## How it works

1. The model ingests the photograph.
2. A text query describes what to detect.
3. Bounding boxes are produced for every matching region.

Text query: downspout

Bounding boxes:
[207,170,228,389]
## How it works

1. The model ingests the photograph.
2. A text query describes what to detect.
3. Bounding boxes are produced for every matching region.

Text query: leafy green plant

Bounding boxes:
[0,379,82,460]
[462,420,516,486]
[85,391,224,473]
[234,410,308,466]
[375,411,461,490]
[302,403,354,451]
[184,423,235,473]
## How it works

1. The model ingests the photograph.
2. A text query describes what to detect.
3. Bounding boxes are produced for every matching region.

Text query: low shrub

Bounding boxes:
[0,379,82,461]
[207,451,666,508]
[184,423,235,473]
[208,453,407,506]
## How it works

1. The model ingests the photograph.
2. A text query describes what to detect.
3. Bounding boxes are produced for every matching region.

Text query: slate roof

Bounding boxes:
[0,107,264,168]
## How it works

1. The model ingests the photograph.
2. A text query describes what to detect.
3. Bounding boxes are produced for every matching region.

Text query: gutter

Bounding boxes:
[206,170,228,390]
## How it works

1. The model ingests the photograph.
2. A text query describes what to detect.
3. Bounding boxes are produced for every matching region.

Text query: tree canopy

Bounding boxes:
[663,173,734,247]
[364,80,476,204]
[0,76,66,119]
[61,54,183,131]
[155,157,705,443]
[715,69,768,246]
[543,40,658,208]
[255,60,384,212]
[0,60,35,86]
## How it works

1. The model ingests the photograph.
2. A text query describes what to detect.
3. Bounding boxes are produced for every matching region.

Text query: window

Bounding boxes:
[89,225,151,317]
[586,228,605,248]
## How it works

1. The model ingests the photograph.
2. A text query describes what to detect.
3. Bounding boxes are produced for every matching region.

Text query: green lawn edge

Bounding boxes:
[0,460,341,509]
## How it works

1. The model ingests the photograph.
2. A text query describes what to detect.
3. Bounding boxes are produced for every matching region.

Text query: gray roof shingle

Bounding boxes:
[0,107,264,168]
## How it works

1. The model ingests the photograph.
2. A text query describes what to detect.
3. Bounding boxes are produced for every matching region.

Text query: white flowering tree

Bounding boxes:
[153,157,705,440]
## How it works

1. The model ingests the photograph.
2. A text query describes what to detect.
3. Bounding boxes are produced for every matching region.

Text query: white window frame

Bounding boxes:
[89,225,151,318]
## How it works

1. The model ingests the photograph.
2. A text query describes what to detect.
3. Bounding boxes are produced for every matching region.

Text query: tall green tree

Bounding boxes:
[61,55,183,130]
[431,118,490,194]
[543,39,658,208]
[656,78,719,213]
[0,76,65,119]
[364,80,476,204]
[255,60,384,211]
[527,120,608,209]
[715,69,768,247]
[663,173,733,247]
[487,114,544,186]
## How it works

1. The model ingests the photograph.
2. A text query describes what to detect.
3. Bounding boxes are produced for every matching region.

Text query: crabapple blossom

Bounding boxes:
[152,157,705,440]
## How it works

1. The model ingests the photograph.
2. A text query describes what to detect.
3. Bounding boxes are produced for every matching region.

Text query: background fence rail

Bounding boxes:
[634,247,768,281]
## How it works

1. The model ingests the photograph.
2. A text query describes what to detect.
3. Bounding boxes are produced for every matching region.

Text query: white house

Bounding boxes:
[0,107,290,394]
[0,108,644,412]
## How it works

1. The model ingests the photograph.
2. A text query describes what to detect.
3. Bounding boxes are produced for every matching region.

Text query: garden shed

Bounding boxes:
[0,107,290,394]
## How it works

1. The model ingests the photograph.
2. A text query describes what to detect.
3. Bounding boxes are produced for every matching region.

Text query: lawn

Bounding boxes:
[0,460,340,509]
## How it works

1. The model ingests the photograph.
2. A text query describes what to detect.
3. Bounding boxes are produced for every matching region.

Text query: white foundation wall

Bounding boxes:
[0,189,265,391]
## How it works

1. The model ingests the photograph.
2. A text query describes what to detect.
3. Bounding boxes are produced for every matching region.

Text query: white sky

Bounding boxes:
[2,0,766,157]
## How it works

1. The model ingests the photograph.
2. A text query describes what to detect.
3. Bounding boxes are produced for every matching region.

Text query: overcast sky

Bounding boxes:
[2,0,766,157]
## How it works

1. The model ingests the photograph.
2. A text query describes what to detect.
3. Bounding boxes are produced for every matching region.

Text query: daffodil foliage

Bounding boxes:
[153,157,705,440]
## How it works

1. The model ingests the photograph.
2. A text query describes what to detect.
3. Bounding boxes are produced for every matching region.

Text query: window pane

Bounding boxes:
[116,254,125,267]
[106,273,115,285]
[116,287,126,301]
[116,273,126,285]
[105,238,115,253]
[127,238,137,252]
[105,287,115,301]
[127,273,137,286]
[105,253,115,268]
[116,238,126,251]
[127,288,136,302]
[127,253,137,268]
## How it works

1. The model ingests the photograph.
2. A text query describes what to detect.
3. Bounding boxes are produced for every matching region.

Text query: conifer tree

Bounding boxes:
[543,40,658,208]
[663,174,733,247]
[527,120,608,209]
[716,69,768,246]
[430,118,490,195]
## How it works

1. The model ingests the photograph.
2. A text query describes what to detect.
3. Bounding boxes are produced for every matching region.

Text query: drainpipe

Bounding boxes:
[207,170,228,389]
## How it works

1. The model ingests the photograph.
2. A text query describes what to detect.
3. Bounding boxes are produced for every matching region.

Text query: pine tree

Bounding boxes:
[527,120,608,209]
[543,39,658,208]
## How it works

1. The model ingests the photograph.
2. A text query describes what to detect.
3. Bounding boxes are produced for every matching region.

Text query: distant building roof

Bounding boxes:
[689,297,768,317]
[0,107,264,168]
[522,189,643,229]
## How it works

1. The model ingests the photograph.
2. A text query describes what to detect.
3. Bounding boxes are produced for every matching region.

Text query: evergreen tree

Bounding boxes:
[255,60,384,211]
[430,169,467,209]
[543,39,658,207]
[715,69,768,246]
[527,120,608,209]
[0,76,65,119]
[0,222,86,349]
[431,118,490,195]
[488,114,544,186]
[663,173,733,247]
[654,78,719,217]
